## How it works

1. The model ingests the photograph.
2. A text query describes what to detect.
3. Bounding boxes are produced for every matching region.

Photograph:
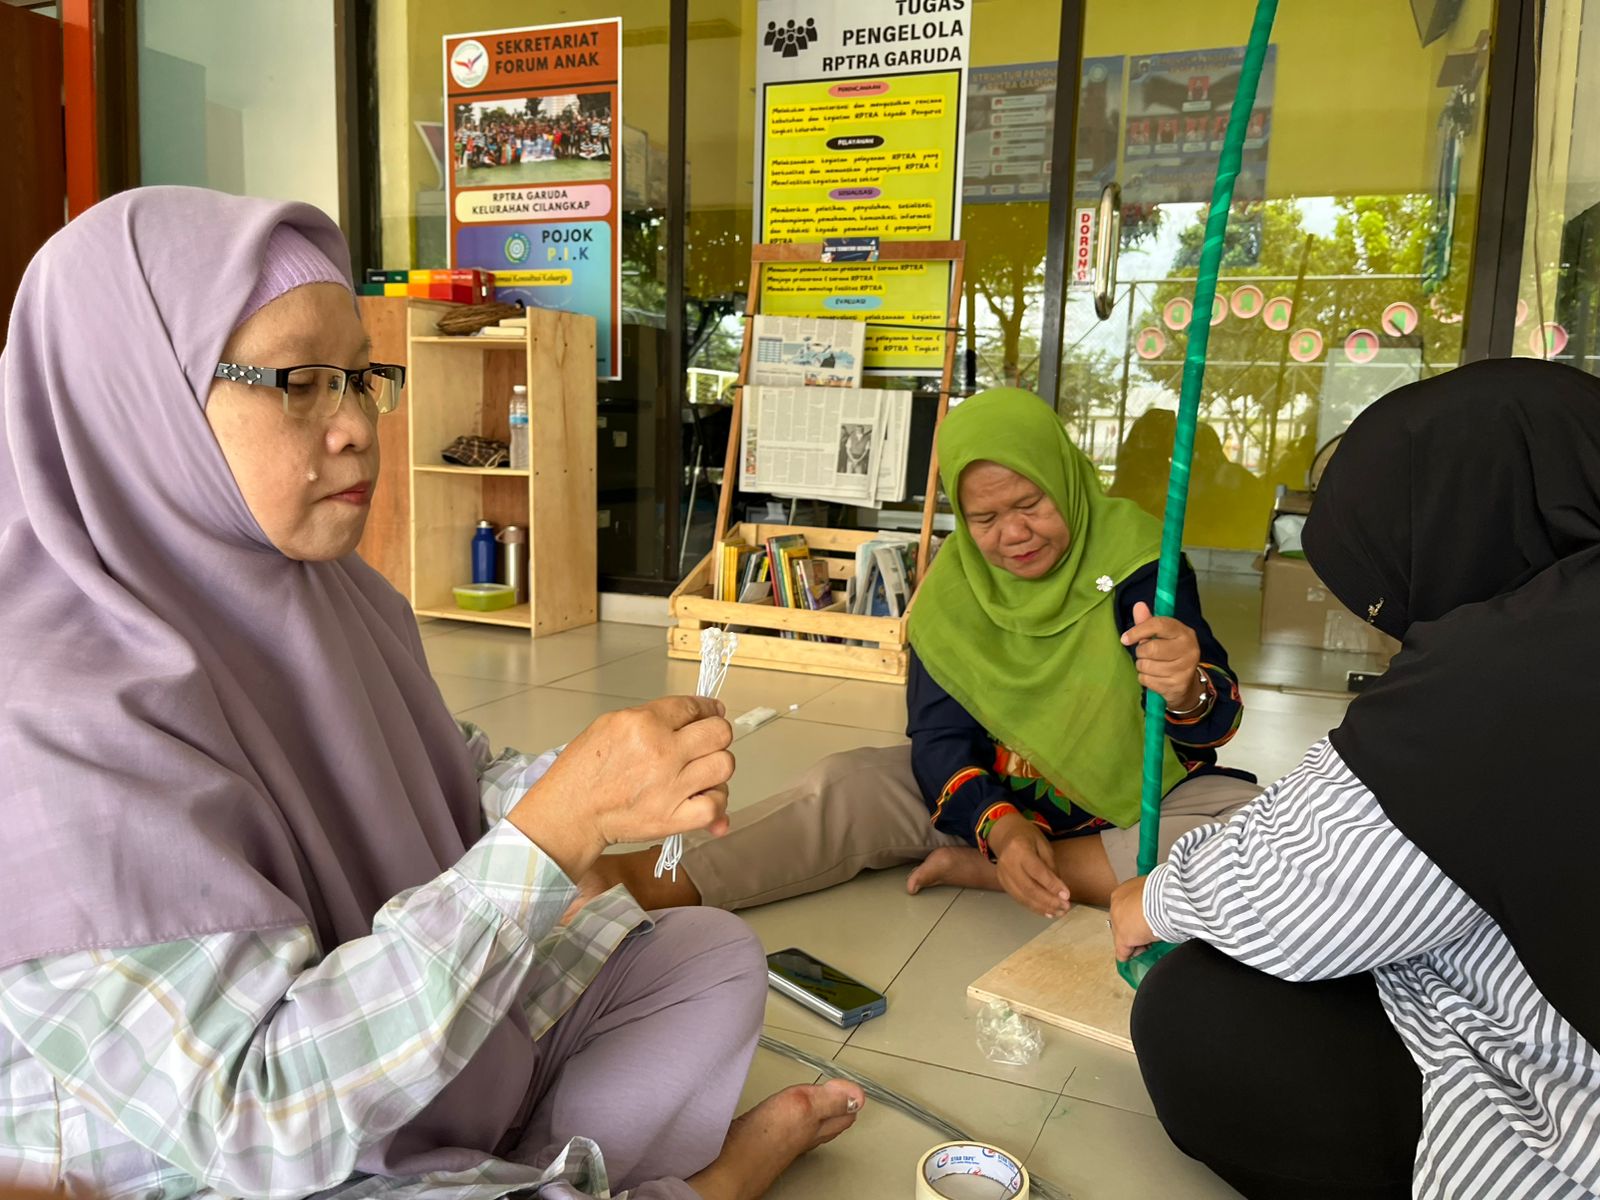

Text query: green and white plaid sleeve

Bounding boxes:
[0,819,644,1200]
[459,720,562,830]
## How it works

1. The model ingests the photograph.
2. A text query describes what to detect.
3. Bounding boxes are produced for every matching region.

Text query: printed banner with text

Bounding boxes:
[756,0,970,374]
[1124,44,1276,207]
[445,20,621,378]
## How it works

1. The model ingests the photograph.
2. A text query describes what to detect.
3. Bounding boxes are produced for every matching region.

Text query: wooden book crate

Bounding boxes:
[668,523,911,684]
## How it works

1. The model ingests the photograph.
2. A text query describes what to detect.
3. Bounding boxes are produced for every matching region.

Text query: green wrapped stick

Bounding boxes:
[1118,0,1281,990]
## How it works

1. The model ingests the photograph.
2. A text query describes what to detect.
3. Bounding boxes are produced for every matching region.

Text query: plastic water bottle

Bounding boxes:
[509,385,530,470]
[472,520,496,584]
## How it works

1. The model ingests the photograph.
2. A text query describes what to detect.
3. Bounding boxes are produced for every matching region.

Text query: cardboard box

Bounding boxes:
[1259,553,1399,656]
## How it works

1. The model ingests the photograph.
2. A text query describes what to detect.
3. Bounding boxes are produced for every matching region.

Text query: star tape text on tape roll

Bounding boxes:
[916,1141,1030,1200]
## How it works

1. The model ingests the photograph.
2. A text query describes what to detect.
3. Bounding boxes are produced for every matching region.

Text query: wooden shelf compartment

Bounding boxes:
[406,302,598,638]
[411,335,530,348]
[415,465,532,478]
[414,603,533,629]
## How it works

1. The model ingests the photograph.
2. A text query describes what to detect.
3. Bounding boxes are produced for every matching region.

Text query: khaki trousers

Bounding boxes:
[681,744,1262,911]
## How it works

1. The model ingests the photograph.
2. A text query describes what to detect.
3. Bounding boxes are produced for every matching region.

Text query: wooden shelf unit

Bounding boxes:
[668,240,965,684]
[406,301,598,637]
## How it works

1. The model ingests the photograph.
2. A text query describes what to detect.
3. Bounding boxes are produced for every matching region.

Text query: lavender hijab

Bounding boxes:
[0,187,535,1170]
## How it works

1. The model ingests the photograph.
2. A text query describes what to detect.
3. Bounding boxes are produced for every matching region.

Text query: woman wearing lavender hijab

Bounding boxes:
[0,187,863,1200]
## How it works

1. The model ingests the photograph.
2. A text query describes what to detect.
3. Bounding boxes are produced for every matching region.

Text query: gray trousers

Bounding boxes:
[681,744,1261,911]
[512,908,767,1199]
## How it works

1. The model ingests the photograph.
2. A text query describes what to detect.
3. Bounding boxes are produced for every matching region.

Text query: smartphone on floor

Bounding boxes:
[766,947,888,1028]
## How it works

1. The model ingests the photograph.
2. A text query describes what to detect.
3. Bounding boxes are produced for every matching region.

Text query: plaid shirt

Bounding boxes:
[0,726,652,1200]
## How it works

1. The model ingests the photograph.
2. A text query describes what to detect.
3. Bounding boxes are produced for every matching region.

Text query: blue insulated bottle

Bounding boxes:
[472,521,497,584]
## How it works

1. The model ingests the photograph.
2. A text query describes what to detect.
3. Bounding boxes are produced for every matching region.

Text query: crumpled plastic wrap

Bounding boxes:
[975,1000,1044,1066]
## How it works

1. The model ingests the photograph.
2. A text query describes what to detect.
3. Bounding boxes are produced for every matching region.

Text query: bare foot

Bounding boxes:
[688,1081,866,1200]
[906,846,1000,896]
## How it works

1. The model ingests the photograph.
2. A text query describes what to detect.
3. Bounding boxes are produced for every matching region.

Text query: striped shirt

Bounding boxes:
[1146,738,1600,1199]
[0,726,657,1200]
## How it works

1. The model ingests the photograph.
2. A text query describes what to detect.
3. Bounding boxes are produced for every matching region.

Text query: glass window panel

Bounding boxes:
[1061,0,1496,553]
[137,0,341,220]
[375,1,675,586]
[1513,0,1600,375]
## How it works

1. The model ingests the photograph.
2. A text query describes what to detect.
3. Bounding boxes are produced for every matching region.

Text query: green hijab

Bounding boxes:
[908,388,1187,827]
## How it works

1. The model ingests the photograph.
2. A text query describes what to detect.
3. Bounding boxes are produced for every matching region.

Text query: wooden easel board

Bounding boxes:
[667,239,966,684]
[966,905,1134,1053]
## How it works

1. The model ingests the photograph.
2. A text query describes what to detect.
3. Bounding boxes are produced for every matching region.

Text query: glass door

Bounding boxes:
[1057,0,1499,690]
[1512,0,1600,376]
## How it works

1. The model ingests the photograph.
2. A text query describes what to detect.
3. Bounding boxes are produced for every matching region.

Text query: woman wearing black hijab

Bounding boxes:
[1108,358,1600,1199]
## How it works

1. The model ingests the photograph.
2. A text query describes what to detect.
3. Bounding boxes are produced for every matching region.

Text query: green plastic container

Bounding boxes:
[453,583,517,612]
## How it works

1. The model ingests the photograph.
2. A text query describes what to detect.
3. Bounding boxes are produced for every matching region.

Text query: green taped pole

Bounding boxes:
[1118,0,1280,990]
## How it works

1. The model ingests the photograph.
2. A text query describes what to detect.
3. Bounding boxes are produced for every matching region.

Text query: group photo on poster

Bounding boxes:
[452,93,614,185]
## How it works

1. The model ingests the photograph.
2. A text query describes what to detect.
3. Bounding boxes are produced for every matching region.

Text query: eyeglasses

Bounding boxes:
[212,361,406,420]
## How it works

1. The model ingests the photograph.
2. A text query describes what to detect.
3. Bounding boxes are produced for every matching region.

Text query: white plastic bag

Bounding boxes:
[975,1001,1043,1066]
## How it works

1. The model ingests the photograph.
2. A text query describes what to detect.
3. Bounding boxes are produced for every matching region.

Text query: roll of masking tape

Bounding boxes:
[916,1141,1030,1200]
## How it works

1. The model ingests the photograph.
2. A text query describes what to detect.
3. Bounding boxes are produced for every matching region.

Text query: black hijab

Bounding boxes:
[1304,357,1600,1048]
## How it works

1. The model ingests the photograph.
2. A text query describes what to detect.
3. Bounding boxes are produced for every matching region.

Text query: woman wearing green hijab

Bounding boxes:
[590,389,1257,917]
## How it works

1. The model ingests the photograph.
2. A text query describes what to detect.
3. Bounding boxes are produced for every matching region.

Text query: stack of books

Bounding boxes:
[715,537,770,604]
[846,534,920,619]
[477,316,528,340]
[764,534,808,609]
[707,529,943,644]
[709,533,845,641]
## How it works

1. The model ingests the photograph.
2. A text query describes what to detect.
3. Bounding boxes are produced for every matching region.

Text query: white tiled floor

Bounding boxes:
[426,611,1351,1198]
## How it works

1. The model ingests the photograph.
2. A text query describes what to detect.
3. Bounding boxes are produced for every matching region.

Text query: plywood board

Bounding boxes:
[675,593,903,643]
[966,905,1134,1053]
[667,624,906,683]
[527,308,598,636]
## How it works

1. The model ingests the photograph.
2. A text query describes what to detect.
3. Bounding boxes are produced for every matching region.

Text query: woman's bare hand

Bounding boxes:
[509,696,734,880]
[1122,601,1204,710]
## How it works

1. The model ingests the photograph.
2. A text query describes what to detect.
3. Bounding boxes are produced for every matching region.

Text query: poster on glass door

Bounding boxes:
[754,0,970,374]
[445,19,621,379]
[963,56,1124,205]
[1122,44,1276,207]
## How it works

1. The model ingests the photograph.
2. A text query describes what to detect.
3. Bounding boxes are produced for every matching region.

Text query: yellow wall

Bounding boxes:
[379,0,673,265]
[378,0,1501,263]
[1081,0,1496,199]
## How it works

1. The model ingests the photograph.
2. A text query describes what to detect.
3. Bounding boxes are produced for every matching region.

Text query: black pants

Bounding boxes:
[1131,942,1424,1199]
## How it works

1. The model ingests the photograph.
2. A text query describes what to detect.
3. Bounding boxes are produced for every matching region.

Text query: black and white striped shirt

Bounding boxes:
[1146,738,1600,1199]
